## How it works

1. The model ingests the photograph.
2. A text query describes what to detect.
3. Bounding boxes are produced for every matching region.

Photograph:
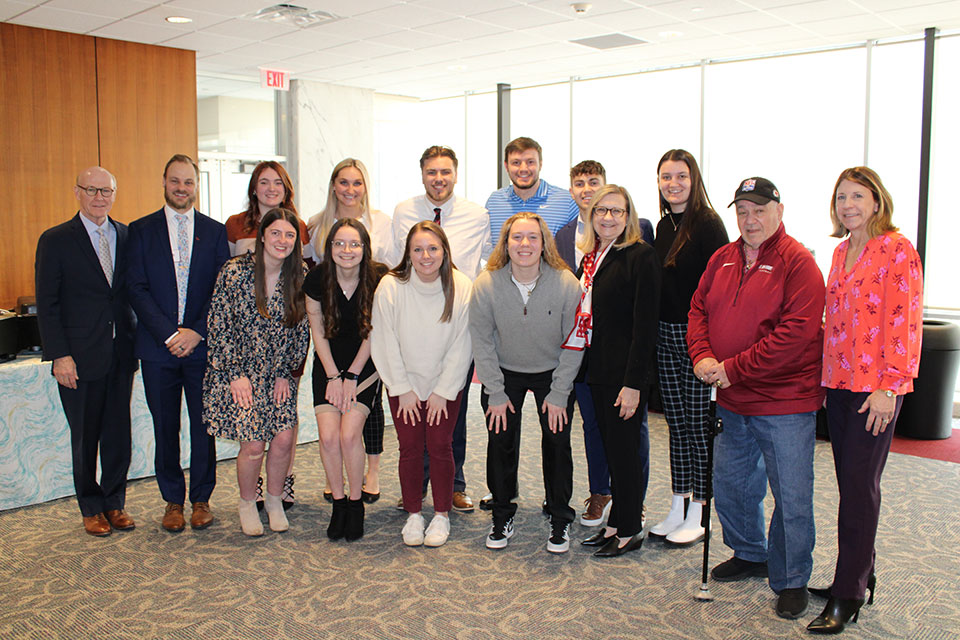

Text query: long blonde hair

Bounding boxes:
[577,184,643,255]
[487,212,570,272]
[307,158,372,258]
[829,166,897,239]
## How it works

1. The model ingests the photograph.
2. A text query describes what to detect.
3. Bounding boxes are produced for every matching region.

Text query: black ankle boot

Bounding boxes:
[806,596,865,634]
[808,573,876,604]
[327,498,348,540]
[345,498,365,541]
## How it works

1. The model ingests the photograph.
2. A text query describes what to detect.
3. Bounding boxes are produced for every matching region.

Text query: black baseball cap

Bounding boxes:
[728,177,780,207]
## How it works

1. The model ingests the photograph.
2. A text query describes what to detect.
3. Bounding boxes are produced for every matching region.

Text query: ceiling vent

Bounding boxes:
[248,4,339,28]
[571,33,649,50]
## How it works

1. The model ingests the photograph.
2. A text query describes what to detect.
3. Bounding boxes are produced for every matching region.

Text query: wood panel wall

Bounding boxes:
[0,24,197,309]
[96,38,198,224]
[0,24,99,310]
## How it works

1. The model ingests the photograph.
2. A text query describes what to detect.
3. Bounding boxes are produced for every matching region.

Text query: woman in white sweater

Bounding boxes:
[370,221,472,547]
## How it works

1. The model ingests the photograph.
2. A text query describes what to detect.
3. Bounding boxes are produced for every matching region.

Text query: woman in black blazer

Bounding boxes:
[569,184,660,557]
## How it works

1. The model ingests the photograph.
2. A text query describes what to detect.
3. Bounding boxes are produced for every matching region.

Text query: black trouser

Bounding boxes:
[480,368,575,525]
[590,383,649,537]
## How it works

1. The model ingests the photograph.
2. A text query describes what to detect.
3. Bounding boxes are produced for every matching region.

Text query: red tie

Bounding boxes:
[433,207,441,224]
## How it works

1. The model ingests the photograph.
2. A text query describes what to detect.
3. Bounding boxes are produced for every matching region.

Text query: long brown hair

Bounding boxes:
[657,149,717,268]
[254,208,305,327]
[242,161,297,234]
[391,221,456,323]
[318,217,383,340]
[487,211,569,272]
[829,166,897,238]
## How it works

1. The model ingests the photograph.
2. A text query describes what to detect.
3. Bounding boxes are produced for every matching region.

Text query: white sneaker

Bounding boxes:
[423,514,451,547]
[486,517,515,549]
[546,519,570,554]
[402,513,426,546]
[665,501,706,545]
[649,495,686,537]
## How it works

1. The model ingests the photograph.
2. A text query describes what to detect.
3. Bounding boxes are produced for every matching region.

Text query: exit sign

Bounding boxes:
[260,68,289,91]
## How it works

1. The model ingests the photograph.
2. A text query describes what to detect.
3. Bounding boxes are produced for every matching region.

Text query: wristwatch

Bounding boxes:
[883,390,895,398]
[341,371,359,381]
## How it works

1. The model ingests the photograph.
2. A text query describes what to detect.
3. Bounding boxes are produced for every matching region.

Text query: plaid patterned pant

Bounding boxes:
[657,321,711,500]
[362,384,385,456]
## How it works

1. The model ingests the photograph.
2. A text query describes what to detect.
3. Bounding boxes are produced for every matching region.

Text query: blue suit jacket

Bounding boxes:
[555,215,655,271]
[35,213,137,380]
[126,208,229,363]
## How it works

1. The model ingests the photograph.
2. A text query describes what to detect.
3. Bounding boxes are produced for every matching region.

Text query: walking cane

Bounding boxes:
[695,385,723,602]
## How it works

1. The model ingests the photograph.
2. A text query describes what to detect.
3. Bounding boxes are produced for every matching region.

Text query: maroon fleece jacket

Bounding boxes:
[687,222,825,416]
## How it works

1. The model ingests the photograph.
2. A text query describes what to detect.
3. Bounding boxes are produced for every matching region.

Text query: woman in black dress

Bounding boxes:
[303,218,387,541]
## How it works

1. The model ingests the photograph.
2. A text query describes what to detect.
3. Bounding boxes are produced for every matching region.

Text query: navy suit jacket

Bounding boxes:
[126,208,229,363]
[35,213,137,380]
[555,215,655,271]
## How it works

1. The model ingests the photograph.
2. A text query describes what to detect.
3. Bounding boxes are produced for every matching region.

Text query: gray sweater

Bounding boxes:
[469,261,584,407]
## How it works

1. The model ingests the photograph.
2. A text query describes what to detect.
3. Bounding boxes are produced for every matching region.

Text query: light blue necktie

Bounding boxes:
[175,213,190,324]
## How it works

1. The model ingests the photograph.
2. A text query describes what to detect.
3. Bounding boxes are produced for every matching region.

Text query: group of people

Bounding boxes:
[35,136,922,635]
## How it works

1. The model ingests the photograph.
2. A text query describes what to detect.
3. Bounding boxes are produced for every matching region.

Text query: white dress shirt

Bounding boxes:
[392,194,490,280]
[163,204,195,265]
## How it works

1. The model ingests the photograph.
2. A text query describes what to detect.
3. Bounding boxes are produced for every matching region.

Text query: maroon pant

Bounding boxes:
[389,392,462,513]
[825,388,903,600]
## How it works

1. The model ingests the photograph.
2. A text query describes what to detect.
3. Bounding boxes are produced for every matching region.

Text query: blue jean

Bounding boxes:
[713,407,816,592]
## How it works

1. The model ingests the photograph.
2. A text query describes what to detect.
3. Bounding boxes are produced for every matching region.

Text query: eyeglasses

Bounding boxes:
[595,206,626,219]
[77,185,115,197]
[332,240,363,249]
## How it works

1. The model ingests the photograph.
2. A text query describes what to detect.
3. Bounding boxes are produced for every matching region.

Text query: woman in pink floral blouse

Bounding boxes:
[808,167,923,635]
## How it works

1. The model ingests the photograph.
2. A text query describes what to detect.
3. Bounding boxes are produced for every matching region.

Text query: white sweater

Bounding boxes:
[370,268,473,401]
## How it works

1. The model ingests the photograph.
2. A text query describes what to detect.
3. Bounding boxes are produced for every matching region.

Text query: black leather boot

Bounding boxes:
[345,498,365,541]
[327,497,348,540]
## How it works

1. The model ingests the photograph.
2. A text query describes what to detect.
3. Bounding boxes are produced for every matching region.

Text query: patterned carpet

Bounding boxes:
[1,386,958,640]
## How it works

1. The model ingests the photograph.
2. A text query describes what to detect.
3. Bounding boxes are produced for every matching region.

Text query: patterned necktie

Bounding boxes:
[96,228,113,285]
[175,213,190,324]
[433,207,441,224]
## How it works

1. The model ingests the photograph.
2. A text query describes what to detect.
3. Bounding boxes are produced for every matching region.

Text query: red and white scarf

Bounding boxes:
[562,241,612,351]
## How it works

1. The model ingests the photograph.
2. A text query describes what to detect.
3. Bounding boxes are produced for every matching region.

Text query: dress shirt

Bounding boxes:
[393,194,490,280]
[484,179,578,253]
[79,213,116,271]
[163,204,195,265]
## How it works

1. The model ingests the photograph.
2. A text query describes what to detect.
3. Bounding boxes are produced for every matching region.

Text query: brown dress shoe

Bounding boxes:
[190,501,214,529]
[83,513,112,537]
[162,502,186,532]
[451,491,475,512]
[105,509,136,531]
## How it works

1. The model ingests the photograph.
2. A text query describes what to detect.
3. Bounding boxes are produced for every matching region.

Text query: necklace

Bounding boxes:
[667,211,681,232]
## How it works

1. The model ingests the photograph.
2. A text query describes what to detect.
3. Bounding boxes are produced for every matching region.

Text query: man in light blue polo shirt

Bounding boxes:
[484,137,578,253]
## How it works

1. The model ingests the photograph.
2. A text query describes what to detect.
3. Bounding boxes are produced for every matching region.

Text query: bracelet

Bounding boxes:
[341,371,359,381]
[327,372,341,381]
[883,389,895,398]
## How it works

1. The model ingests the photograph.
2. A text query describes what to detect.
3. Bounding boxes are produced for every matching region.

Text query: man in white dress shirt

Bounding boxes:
[392,145,490,511]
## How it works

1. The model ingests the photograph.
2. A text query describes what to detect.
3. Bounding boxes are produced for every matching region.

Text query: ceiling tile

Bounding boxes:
[0,1,37,21]
[88,20,187,44]
[163,0,285,16]
[416,17,506,39]
[362,2,458,28]
[764,0,864,24]
[374,27,457,49]
[278,49,363,72]
[225,41,312,61]
[323,39,408,59]
[472,4,568,29]
[124,5,231,31]
[202,17,301,39]
[262,26,355,50]
[6,5,116,33]
[43,0,157,19]
[160,31,251,54]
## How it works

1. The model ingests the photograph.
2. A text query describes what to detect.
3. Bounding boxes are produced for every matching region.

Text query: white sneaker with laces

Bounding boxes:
[423,514,450,547]
[402,512,426,546]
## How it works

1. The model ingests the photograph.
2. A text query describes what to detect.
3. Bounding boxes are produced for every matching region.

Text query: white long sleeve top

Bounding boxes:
[370,268,473,401]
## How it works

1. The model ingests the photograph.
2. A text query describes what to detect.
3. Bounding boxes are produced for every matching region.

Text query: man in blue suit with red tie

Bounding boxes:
[36,166,138,537]
[127,154,229,532]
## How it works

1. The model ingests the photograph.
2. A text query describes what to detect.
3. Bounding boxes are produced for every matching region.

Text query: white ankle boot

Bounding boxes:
[264,492,289,532]
[238,497,264,536]
[650,495,686,537]
[666,500,706,545]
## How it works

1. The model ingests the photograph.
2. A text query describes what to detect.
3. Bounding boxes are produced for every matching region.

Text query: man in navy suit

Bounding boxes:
[127,154,229,532]
[35,166,138,537]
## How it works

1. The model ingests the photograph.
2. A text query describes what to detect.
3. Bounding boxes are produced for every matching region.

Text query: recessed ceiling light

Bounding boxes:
[691,6,704,12]
[165,16,193,24]
[659,30,683,39]
[447,64,467,72]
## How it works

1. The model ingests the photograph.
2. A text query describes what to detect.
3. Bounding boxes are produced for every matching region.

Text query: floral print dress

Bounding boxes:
[204,254,309,441]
